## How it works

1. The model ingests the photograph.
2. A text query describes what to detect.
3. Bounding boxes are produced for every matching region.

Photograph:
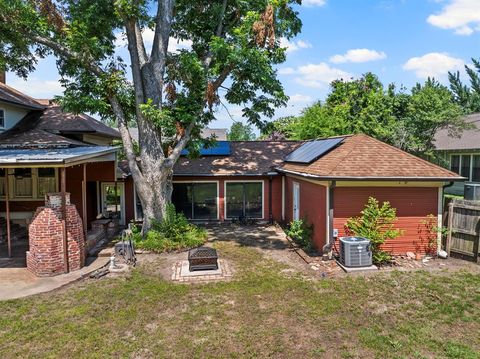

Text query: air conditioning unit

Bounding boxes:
[339,237,372,267]
[464,182,480,201]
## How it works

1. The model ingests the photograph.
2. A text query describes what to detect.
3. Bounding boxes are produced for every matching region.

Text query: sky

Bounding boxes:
[6,0,480,133]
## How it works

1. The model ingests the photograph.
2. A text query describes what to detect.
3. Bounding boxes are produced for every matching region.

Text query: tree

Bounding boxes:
[0,0,301,233]
[448,58,480,113]
[227,122,255,141]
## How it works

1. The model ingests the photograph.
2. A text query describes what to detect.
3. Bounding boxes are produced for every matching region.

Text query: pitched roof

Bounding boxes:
[434,113,480,151]
[279,134,463,180]
[39,106,120,138]
[174,141,301,176]
[0,83,45,110]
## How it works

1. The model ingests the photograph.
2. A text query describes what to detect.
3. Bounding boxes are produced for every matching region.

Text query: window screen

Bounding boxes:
[14,168,32,197]
[38,168,56,196]
[473,155,480,182]
[0,168,5,196]
[226,182,263,219]
[450,155,460,174]
[461,155,471,180]
[0,109,4,128]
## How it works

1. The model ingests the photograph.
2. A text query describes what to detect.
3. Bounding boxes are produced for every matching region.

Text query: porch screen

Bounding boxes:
[0,169,5,197]
[38,168,56,196]
[172,182,217,220]
[14,168,32,197]
[226,182,262,219]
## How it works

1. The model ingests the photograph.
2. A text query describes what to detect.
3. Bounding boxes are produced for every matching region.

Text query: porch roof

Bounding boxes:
[0,146,118,167]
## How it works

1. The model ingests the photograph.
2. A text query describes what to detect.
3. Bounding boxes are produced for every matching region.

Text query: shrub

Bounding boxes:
[416,214,444,256]
[344,197,402,264]
[286,219,314,252]
[132,204,207,253]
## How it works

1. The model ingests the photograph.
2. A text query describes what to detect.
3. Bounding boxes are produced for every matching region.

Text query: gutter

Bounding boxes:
[173,173,279,177]
[276,167,465,182]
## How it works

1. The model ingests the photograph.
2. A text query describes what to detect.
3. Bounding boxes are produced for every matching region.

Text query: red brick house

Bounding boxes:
[121,134,462,256]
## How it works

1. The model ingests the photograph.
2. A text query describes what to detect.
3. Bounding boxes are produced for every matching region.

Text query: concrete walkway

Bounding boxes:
[0,256,110,301]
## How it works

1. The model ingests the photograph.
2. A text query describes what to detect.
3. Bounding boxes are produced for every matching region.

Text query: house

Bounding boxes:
[0,74,121,276]
[434,113,480,196]
[121,134,462,255]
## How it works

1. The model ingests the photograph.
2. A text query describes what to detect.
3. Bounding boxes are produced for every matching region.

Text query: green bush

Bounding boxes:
[132,204,207,253]
[345,197,402,264]
[286,219,314,252]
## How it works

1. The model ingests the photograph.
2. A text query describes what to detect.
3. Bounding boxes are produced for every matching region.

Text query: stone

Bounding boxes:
[406,252,415,260]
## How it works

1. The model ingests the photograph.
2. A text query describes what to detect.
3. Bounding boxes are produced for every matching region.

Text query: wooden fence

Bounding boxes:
[446,198,480,263]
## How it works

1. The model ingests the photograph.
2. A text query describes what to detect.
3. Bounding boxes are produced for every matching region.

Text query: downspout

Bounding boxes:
[322,181,336,258]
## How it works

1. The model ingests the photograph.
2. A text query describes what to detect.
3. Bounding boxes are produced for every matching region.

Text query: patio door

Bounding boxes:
[293,182,300,221]
[101,183,125,225]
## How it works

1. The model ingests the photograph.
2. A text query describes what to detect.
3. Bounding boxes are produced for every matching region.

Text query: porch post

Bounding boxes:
[82,163,87,236]
[5,170,11,258]
[60,167,69,273]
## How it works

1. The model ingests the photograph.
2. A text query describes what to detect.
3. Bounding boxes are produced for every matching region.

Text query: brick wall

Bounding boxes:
[26,193,85,277]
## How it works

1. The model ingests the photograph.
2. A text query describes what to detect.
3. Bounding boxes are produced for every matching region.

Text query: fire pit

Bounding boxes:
[188,247,218,271]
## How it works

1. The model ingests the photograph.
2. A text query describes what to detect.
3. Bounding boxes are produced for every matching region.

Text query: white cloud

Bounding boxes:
[302,0,327,7]
[279,62,352,88]
[280,38,312,53]
[402,52,465,79]
[427,0,480,35]
[289,94,313,103]
[7,76,64,98]
[115,29,192,52]
[329,48,387,64]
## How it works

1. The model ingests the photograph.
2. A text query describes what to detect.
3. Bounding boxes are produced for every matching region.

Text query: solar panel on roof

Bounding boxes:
[181,141,231,156]
[284,137,344,164]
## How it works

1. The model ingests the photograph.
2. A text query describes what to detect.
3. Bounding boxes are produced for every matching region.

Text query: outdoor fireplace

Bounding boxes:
[188,247,218,271]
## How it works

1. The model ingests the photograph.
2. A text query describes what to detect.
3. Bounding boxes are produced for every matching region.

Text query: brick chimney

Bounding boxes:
[0,70,5,84]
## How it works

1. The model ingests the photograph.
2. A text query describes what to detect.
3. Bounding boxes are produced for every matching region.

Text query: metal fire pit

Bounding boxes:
[188,247,218,271]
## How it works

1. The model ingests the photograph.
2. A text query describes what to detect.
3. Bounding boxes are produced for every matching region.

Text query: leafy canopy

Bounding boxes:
[227,122,256,141]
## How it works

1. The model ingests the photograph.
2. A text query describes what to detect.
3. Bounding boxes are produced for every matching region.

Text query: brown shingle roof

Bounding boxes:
[280,134,463,180]
[174,141,301,176]
[0,83,45,110]
[434,113,480,151]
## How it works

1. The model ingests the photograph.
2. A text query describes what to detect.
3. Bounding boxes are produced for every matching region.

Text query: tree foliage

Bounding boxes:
[263,73,466,156]
[227,122,256,141]
[0,0,302,231]
[448,57,480,113]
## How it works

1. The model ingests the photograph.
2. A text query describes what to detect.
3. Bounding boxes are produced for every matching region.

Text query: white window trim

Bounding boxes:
[100,182,126,225]
[292,181,300,221]
[172,180,220,220]
[224,180,265,220]
[0,108,5,129]
[449,153,480,182]
[0,168,59,201]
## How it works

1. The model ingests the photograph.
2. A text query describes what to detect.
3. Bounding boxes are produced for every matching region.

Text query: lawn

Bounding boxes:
[0,241,479,358]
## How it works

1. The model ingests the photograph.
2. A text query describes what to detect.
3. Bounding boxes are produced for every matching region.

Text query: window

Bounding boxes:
[461,155,471,179]
[37,168,56,196]
[0,169,5,197]
[226,182,263,219]
[0,109,4,128]
[14,168,32,197]
[450,155,460,174]
[473,156,480,182]
[172,182,218,220]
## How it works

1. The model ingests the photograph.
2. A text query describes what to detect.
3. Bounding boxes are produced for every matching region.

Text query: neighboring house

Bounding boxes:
[434,113,480,196]
[121,134,462,255]
[127,127,228,142]
[0,75,120,276]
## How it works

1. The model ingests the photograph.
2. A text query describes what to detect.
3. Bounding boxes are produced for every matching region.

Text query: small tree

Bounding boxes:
[227,122,256,141]
[416,214,444,256]
[345,197,402,264]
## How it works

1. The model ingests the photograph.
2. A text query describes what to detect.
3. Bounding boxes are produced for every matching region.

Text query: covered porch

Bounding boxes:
[0,146,119,275]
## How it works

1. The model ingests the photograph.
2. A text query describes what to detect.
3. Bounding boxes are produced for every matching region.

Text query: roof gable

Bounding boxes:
[0,83,45,110]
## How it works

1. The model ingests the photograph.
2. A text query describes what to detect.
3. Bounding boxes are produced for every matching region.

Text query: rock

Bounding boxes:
[406,251,415,260]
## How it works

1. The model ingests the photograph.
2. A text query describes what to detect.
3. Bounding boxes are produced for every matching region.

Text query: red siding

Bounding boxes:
[284,176,327,250]
[333,187,439,254]
[123,176,135,224]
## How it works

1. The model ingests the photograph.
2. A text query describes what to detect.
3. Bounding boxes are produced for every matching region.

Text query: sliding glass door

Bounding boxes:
[172,182,218,220]
[225,181,263,219]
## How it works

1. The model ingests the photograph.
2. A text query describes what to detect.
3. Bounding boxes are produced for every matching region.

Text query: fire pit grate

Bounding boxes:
[188,247,218,271]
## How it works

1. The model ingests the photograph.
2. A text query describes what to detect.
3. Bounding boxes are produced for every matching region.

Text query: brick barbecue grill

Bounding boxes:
[188,247,218,271]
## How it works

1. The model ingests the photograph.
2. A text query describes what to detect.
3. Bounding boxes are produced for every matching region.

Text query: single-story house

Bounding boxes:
[434,112,480,196]
[120,134,463,255]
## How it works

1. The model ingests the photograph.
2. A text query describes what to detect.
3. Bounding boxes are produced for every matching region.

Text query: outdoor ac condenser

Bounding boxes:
[339,237,372,267]
[464,182,480,201]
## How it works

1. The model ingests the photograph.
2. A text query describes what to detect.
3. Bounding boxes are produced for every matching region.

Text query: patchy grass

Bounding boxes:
[0,241,479,358]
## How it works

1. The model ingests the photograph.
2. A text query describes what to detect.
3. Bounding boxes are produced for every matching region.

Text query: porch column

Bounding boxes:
[82,163,87,235]
[5,170,11,258]
[60,167,69,273]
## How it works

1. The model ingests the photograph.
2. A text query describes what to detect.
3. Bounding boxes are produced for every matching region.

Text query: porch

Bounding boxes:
[0,146,120,275]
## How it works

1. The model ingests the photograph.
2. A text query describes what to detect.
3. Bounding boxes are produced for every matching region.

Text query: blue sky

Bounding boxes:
[6,0,480,132]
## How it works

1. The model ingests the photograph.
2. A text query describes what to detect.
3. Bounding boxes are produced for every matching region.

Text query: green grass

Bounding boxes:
[0,242,479,358]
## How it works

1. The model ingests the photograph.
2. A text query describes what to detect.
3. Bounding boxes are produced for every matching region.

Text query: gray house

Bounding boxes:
[434,113,480,196]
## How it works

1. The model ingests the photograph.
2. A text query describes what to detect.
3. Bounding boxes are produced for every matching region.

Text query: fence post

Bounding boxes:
[446,200,454,257]
[475,232,480,263]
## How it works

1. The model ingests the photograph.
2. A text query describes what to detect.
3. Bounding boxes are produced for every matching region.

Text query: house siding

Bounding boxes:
[284,176,327,250]
[333,186,439,254]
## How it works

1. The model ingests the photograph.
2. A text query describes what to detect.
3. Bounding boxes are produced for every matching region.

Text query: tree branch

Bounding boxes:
[166,121,195,165]
[203,0,228,68]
